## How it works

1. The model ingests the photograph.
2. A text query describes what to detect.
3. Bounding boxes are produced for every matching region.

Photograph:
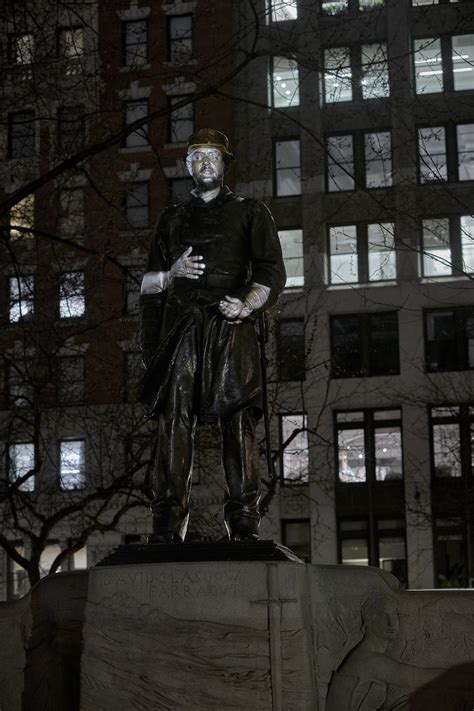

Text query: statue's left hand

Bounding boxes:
[219,295,246,322]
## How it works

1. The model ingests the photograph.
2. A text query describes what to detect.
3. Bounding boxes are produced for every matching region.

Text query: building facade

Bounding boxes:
[0,0,473,597]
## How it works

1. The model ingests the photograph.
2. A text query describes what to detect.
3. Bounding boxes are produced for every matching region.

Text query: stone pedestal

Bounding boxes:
[2,552,474,710]
[81,559,315,711]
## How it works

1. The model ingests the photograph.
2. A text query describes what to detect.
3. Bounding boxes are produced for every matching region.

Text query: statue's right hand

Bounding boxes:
[170,246,205,280]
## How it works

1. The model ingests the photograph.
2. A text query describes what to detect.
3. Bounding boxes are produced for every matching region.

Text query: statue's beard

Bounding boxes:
[193,172,223,192]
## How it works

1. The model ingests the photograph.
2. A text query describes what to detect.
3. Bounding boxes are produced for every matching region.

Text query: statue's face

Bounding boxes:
[186,146,225,190]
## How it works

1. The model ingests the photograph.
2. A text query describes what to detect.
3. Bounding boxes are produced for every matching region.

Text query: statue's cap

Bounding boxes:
[187,129,234,161]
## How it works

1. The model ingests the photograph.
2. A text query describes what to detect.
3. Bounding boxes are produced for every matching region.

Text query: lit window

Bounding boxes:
[331,312,400,377]
[336,409,402,483]
[126,181,149,227]
[457,123,474,181]
[421,218,452,277]
[365,131,392,188]
[168,15,192,64]
[9,275,34,323]
[10,194,35,238]
[9,442,35,492]
[413,38,443,94]
[430,405,473,481]
[278,228,304,287]
[169,96,194,143]
[123,20,148,67]
[329,225,358,283]
[276,319,305,381]
[169,177,194,204]
[324,47,352,103]
[274,140,301,196]
[359,0,384,8]
[7,544,28,599]
[8,112,35,158]
[58,27,84,75]
[59,440,85,490]
[8,33,34,68]
[418,126,447,183]
[58,107,85,152]
[59,188,84,236]
[59,272,85,319]
[271,57,300,107]
[425,308,474,372]
[361,43,389,99]
[368,223,396,281]
[321,1,348,15]
[58,356,85,404]
[280,414,309,484]
[452,35,474,91]
[39,543,62,577]
[282,520,310,561]
[124,100,148,148]
[327,135,354,191]
[461,216,474,273]
[325,223,396,283]
[271,0,298,21]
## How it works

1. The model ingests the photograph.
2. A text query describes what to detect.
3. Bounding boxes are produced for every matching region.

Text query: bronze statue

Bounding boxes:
[140,129,286,542]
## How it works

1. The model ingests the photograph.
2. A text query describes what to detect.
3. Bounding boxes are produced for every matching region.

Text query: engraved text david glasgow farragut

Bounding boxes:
[99,567,241,601]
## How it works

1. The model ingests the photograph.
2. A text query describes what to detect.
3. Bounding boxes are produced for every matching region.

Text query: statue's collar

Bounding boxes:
[189,185,233,207]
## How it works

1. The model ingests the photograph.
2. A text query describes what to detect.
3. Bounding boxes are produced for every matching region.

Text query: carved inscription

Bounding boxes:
[100,568,240,601]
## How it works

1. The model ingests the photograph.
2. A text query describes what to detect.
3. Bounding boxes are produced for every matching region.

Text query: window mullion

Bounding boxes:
[351,45,361,101]
[446,123,458,182]
[441,35,454,93]
[365,412,378,566]
[357,223,369,283]
[450,216,463,275]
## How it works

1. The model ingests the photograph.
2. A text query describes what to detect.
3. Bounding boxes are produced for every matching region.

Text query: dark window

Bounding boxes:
[6,543,28,600]
[327,130,392,191]
[6,358,32,408]
[58,356,85,404]
[124,351,142,403]
[124,267,142,315]
[125,181,149,227]
[276,319,305,381]
[122,20,148,67]
[434,518,467,588]
[168,177,194,204]
[331,311,399,378]
[58,107,85,152]
[282,519,311,561]
[430,405,473,479]
[168,96,194,143]
[336,409,403,483]
[421,215,474,277]
[124,100,148,148]
[168,15,192,63]
[425,308,474,372]
[8,111,35,158]
[274,139,301,196]
[339,518,407,586]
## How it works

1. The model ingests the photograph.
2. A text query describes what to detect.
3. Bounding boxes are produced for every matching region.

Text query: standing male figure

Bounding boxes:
[140,129,286,542]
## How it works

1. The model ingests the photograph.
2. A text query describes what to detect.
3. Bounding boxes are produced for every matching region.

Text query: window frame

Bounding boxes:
[278,226,304,289]
[58,271,86,320]
[276,317,306,381]
[8,274,35,323]
[413,34,474,95]
[57,438,86,491]
[326,129,393,192]
[122,19,148,67]
[125,180,150,228]
[322,41,390,105]
[8,441,36,493]
[273,137,302,197]
[123,99,149,149]
[281,518,311,562]
[417,121,474,185]
[429,404,473,480]
[167,14,193,64]
[279,412,309,486]
[8,111,36,159]
[270,55,300,108]
[167,95,194,144]
[328,220,397,285]
[420,215,474,278]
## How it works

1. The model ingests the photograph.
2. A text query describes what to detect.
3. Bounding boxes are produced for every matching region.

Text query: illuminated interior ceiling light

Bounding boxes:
[276,75,282,81]
[453,67,473,72]
[414,57,442,64]
[281,82,287,88]
[383,447,388,453]
[419,70,443,76]
[452,54,469,60]
[358,454,364,459]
